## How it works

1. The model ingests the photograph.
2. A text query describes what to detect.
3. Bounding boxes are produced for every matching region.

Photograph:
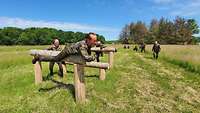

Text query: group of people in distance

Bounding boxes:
[32,32,104,78]
[132,41,161,59]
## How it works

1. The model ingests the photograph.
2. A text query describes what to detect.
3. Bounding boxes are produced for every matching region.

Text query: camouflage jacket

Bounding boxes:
[46,45,62,51]
[63,40,95,62]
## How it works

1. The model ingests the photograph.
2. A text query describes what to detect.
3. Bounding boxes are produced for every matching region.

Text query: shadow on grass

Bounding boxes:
[43,73,54,81]
[43,70,74,81]
[85,74,99,78]
[38,79,75,99]
[144,55,154,60]
[144,52,161,60]
[67,70,74,73]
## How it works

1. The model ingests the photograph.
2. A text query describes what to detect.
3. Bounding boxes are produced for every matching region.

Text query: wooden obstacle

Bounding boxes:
[73,64,85,103]
[90,47,116,67]
[30,46,117,67]
[62,61,109,81]
[30,50,110,103]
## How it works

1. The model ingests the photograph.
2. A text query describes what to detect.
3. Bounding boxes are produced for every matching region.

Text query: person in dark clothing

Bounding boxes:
[95,41,105,62]
[123,38,129,49]
[140,42,146,53]
[46,38,63,77]
[127,45,130,49]
[133,45,138,52]
[32,32,97,65]
[152,41,161,59]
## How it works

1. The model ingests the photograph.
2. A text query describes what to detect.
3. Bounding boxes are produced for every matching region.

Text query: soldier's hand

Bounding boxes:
[115,48,117,52]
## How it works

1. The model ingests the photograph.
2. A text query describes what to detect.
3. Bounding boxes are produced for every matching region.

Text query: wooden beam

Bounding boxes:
[65,61,109,69]
[99,69,106,80]
[30,50,86,64]
[85,62,109,69]
[30,50,112,68]
[30,48,117,56]
[62,63,67,77]
[73,64,86,103]
[108,52,114,68]
[30,50,60,56]
[90,47,116,52]
[34,61,42,84]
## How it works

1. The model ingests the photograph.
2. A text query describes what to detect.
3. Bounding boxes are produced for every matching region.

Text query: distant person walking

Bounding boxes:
[140,42,145,52]
[46,38,63,77]
[123,38,130,49]
[133,45,138,52]
[152,41,161,59]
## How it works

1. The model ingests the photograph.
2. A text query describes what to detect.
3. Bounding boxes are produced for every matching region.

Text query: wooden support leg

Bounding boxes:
[34,61,42,84]
[108,52,114,68]
[62,63,67,76]
[73,64,86,103]
[99,69,106,80]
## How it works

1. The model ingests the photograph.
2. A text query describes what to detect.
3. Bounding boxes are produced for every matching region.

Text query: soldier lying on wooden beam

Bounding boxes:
[32,32,97,65]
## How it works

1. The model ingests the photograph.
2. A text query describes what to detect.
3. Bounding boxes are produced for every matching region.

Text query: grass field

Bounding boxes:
[146,45,200,73]
[0,45,200,113]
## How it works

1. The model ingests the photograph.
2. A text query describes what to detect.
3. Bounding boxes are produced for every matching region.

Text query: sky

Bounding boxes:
[0,0,200,40]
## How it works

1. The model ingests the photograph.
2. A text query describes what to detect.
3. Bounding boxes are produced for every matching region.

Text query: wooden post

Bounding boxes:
[99,69,106,80]
[108,52,114,68]
[73,64,86,103]
[34,61,43,84]
[62,63,67,76]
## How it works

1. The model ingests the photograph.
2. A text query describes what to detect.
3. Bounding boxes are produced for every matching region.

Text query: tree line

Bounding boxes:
[119,17,200,44]
[0,27,106,45]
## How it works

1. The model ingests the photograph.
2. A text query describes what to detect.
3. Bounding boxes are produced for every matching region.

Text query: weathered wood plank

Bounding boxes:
[30,50,60,56]
[108,52,114,68]
[30,50,109,69]
[66,61,109,69]
[74,64,85,103]
[34,61,42,84]
[90,47,116,52]
[99,68,106,80]
[62,64,67,76]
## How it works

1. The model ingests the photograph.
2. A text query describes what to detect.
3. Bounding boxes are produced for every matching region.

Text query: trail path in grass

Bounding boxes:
[112,50,200,113]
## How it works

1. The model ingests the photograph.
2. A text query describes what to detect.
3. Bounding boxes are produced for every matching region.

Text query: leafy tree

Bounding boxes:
[0,27,106,45]
[119,24,130,43]
[119,17,200,44]
[187,19,199,34]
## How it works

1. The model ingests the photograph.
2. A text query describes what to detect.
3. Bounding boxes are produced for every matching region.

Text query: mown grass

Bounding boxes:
[0,45,200,113]
[146,45,200,74]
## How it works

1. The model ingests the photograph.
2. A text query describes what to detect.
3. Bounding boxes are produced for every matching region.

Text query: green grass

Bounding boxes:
[0,45,200,113]
[146,45,200,74]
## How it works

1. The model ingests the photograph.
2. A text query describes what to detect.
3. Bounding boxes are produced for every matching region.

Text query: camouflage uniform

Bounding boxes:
[95,42,105,62]
[35,40,95,65]
[46,45,63,76]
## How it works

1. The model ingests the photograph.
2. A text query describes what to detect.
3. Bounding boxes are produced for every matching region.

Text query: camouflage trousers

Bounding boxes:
[49,62,63,76]
[153,52,159,59]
